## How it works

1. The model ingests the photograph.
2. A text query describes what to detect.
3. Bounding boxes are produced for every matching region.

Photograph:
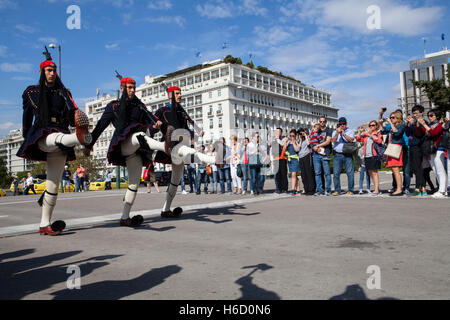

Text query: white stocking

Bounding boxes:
[162,163,184,212]
[40,152,66,227]
[121,154,143,220]
[121,132,166,157]
[38,132,80,153]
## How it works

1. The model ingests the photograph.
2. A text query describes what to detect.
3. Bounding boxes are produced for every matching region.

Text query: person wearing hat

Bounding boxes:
[84,76,165,227]
[16,49,91,236]
[331,117,355,195]
[154,85,219,217]
[61,164,71,193]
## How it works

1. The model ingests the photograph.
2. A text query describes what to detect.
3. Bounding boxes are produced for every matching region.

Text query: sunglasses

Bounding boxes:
[369,124,376,127]
[339,123,346,126]
[428,114,435,117]
[390,116,396,119]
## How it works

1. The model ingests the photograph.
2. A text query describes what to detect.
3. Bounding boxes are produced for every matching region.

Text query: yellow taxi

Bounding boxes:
[10,178,41,193]
[0,189,6,197]
[89,177,128,191]
[33,180,75,194]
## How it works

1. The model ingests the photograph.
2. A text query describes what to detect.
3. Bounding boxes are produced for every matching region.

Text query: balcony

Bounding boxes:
[207,112,214,117]
[216,110,223,116]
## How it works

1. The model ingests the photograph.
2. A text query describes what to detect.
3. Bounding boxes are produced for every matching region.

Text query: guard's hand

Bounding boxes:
[153,120,163,130]
[199,130,205,137]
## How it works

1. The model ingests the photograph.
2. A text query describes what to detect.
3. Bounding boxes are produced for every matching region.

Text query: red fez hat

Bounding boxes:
[40,60,57,70]
[120,77,136,86]
[167,86,180,93]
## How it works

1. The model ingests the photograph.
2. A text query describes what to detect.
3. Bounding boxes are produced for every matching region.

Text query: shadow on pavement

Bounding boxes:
[235,263,280,300]
[329,284,399,300]
[0,249,122,300]
[148,204,261,225]
[51,264,182,300]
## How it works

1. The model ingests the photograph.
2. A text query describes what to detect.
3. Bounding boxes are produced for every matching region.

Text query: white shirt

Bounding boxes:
[26,176,34,186]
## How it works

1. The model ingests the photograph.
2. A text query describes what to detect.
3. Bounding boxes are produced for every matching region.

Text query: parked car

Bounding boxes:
[89,177,128,191]
[33,180,75,194]
[10,178,41,193]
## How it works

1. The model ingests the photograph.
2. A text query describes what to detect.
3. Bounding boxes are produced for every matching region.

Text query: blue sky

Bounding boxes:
[0,0,448,137]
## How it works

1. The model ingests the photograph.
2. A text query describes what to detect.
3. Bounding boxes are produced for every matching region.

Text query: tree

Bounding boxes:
[30,161,47,176]
[246,61,255,69]
[29,149,105,181]
[412,63,450,112]
[0,157,12,188]
[69,149,105,181]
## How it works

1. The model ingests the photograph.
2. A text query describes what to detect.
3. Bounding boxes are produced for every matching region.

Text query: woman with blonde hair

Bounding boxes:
[383,111,405,196]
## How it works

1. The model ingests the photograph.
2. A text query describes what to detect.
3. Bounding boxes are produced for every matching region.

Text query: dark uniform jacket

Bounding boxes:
[17,85,76,162]
[88,96,158,167]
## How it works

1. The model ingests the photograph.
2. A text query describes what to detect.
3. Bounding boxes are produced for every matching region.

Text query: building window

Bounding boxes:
[209,92,212,99]
[203,73,210,81]
[209,119,214,129]
[218,117,222,128]
[218,89,221,97]
[195,75,202,83]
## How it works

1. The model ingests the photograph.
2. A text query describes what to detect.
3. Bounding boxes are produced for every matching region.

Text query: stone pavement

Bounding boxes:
[0,176,448,300]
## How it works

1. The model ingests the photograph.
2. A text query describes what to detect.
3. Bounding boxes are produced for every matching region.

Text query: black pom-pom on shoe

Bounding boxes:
[131,215,144,226]
[51,220,66,232]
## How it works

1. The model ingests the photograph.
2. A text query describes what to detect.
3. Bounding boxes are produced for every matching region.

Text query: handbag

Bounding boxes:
[342,141,358,154]
[384,135,402,159]
[438,128,449,149]
[421,136,437,155]
[373,142,386,162]
[206,165,212,175]
[236,164,243,178]
[142,166,149,181]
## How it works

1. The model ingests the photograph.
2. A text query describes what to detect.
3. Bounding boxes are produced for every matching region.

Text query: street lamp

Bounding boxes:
[48,43,61,79]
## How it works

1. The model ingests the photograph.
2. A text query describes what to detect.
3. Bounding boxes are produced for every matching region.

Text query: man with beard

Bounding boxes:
[17,48,91,236]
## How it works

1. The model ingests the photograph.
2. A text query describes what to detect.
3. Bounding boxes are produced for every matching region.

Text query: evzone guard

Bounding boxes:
[17,48,91,236]
[154,84,220,217]
[84,74,216,226]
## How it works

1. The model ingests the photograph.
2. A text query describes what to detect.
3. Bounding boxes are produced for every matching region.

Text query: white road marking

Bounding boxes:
[0,215,8,218]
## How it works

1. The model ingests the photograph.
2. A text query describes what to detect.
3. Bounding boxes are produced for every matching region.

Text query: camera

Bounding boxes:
[382,107,387,112]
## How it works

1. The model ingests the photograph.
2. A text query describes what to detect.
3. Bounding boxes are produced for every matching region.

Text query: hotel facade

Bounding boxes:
[86,59,338,170]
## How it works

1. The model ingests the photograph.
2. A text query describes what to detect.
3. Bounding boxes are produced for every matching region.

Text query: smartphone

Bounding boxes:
[382,107,387,112]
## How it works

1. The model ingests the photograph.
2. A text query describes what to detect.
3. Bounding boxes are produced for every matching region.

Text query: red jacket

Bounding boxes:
[356,131,383,157]
[417,122,443,148]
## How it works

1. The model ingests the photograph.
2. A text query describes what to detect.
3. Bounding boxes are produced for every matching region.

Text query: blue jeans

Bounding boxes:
[249,165,264,193]
[196,168,208,192]
[218,166,231,193]
[208,171,218,192]
[333,153,355,192]
[313,154,331,192]
[186,166,197,192]
[241,163,250,191]
[359,165,371,190]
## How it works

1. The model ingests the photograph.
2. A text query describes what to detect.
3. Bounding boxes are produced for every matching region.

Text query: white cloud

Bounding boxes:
[320,0,442,36]
[0,122,17,130]
[15,24,36,34]
[196,0,267,19]
[105,43,120,51]
[0,63,32,73]
[148,0,172,10]
[142,16,186,27]
[253,26,302,46]
[38,37,58,45]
